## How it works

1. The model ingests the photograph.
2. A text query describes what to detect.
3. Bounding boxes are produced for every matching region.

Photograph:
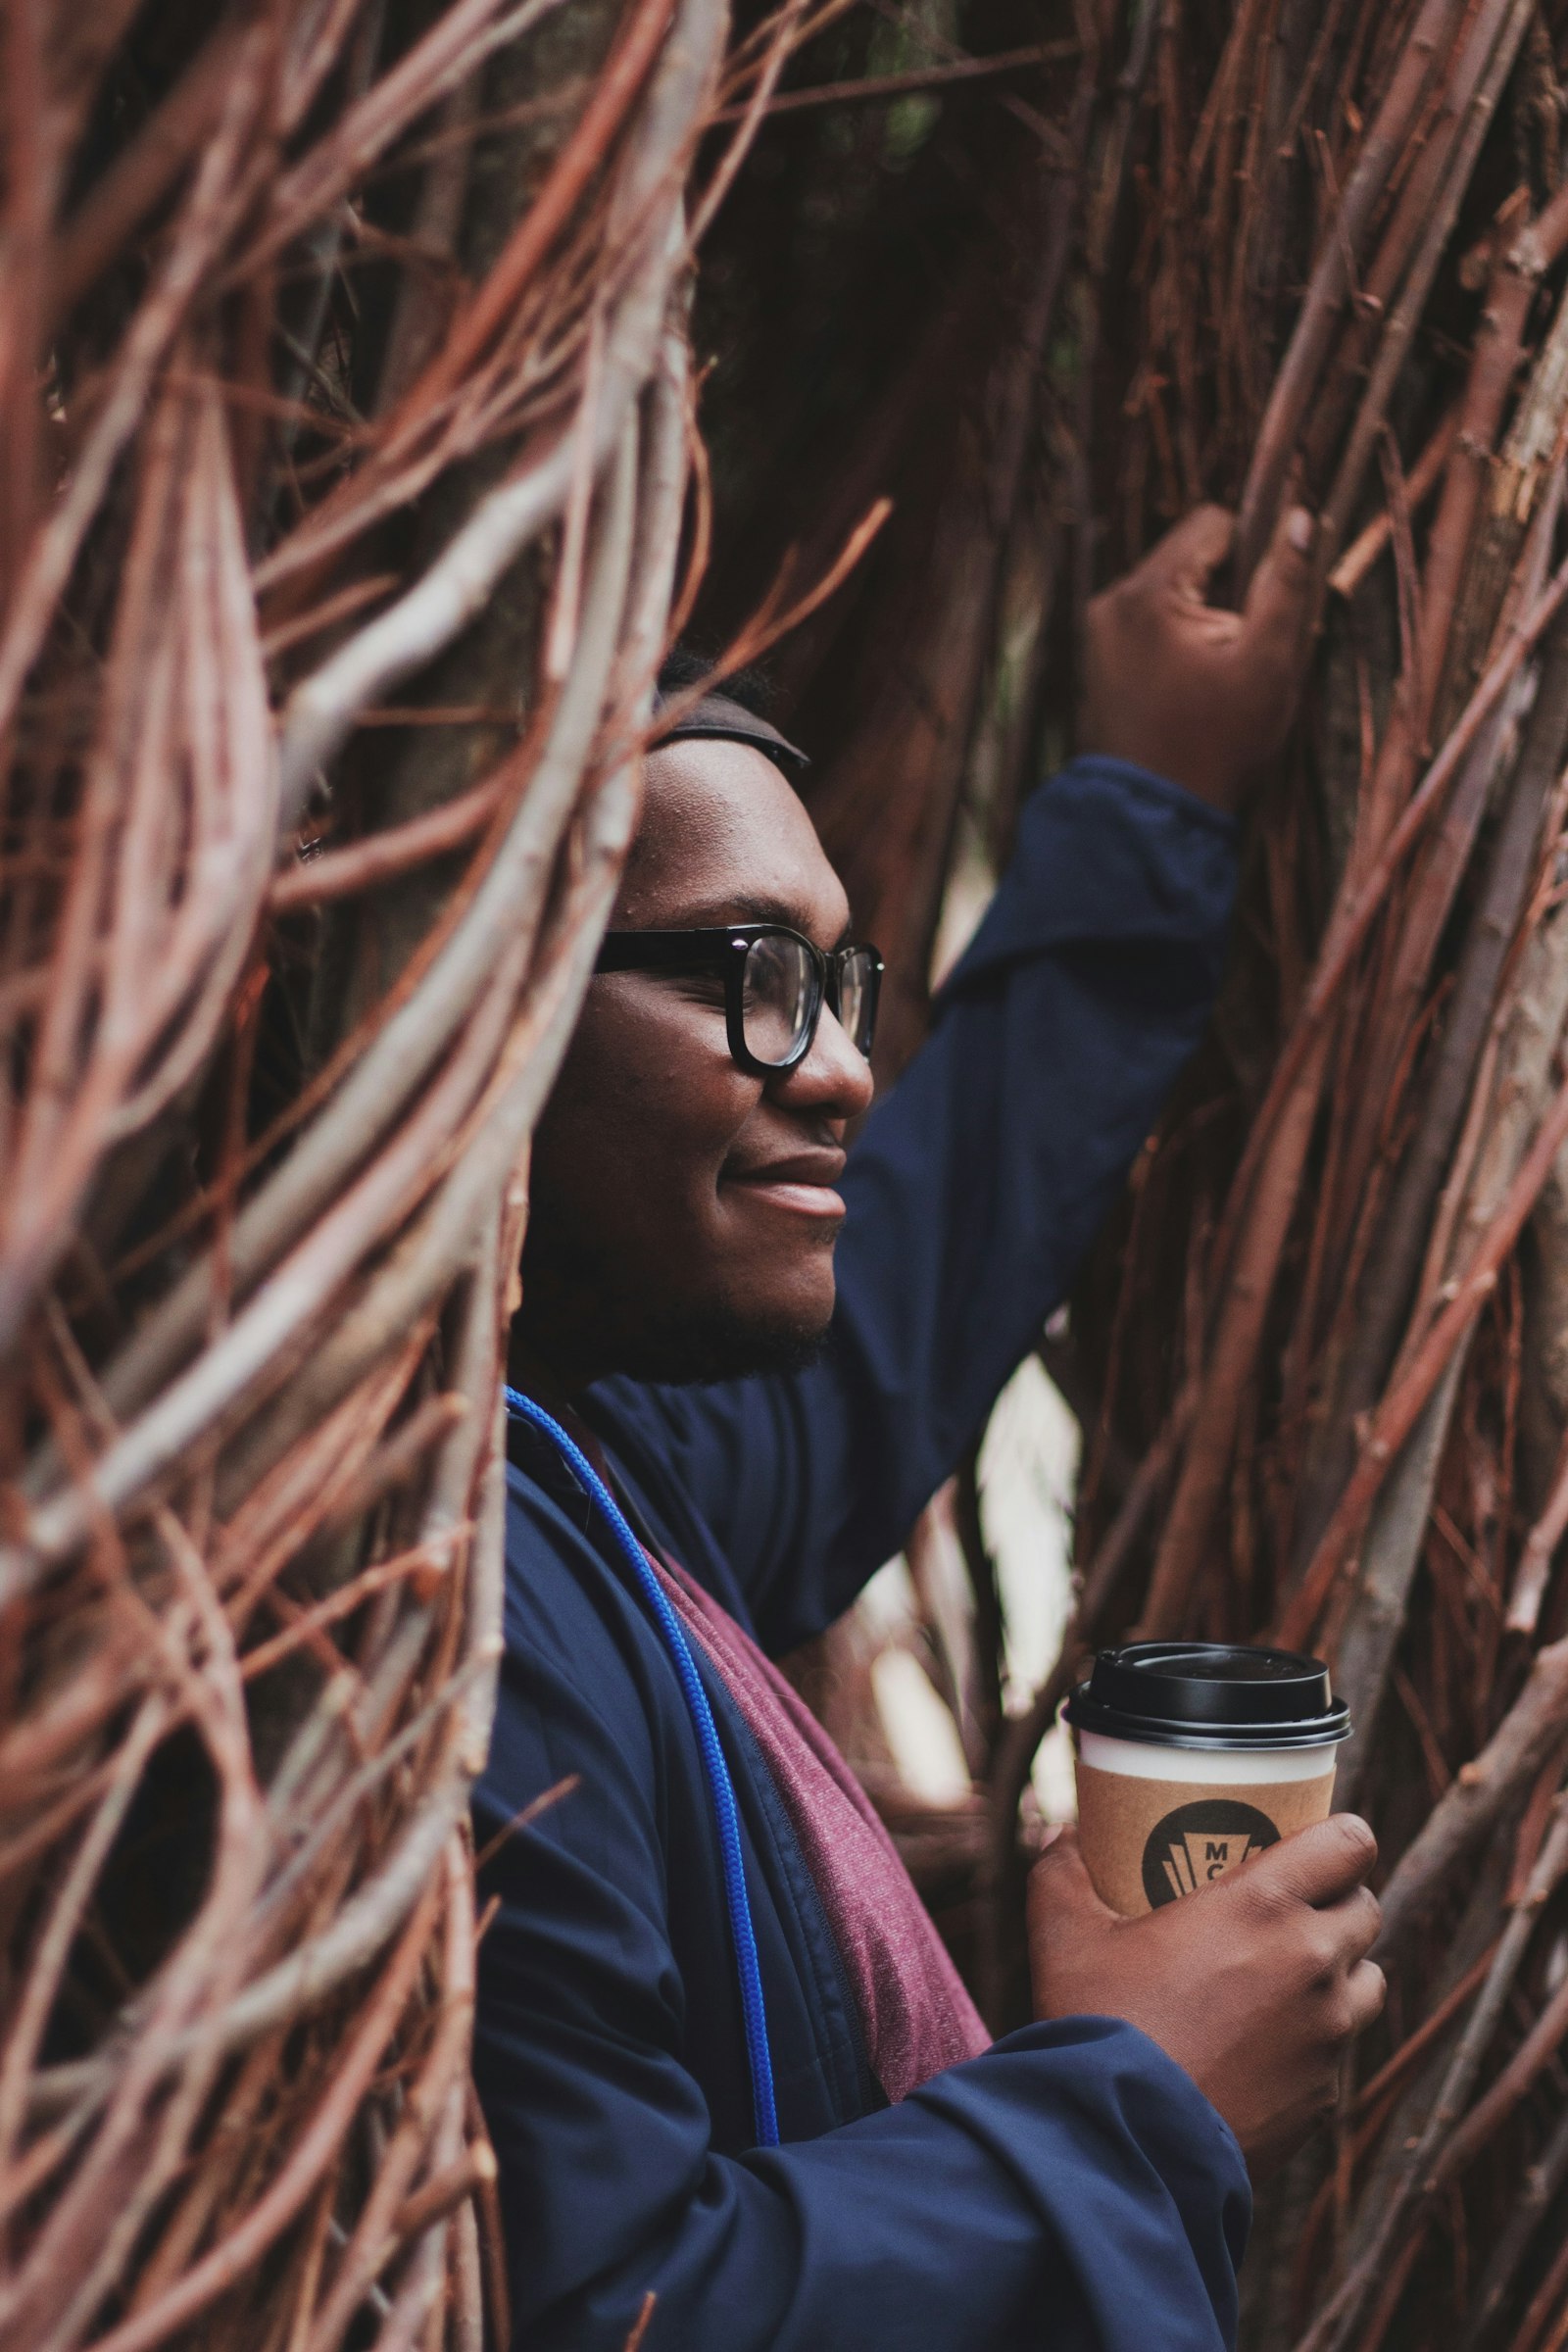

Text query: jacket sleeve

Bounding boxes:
[592,757,1237,1652]
[474,1625,1250,2352]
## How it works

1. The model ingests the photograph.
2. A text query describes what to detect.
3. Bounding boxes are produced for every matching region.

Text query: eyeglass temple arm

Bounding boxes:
[594,930,743,974]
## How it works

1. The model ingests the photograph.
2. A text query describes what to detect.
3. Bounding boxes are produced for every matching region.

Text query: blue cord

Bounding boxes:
[504,1387,780,2149]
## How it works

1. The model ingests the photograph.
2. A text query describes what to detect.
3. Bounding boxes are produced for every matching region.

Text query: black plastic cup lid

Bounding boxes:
[1064,1641,1351,1752]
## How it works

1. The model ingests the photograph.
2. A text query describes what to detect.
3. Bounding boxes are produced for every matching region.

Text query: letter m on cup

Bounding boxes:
[1184,1831,1255,1886]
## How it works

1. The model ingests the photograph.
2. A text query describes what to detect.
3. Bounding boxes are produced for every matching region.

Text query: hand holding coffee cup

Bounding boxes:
[1027,1643,1385,2171]
[1028,1815,1385,2172]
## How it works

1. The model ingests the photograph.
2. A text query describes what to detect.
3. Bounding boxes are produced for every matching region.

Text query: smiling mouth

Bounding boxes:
[722,1154,847,1219]
[728,1177,847,1219]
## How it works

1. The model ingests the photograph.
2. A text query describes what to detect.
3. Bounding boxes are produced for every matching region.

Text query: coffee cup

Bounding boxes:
[1064,1641,1351,1916]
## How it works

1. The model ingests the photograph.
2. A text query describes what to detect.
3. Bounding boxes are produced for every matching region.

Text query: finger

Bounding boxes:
[1346,1958,1388,2035]
[1137,503,1236,603]
[1303,1886,1381,1983]
[1028,1824,1089,1899]
[1250,1813,1378,1908]
[1242,502,1317,658]
[1317,1883,1382,1963]
[1027,1826,1118,1932]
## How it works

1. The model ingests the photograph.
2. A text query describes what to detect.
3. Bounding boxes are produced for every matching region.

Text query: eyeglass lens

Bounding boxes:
[837,950,877,1058]
[741,932,817,1065]
[740,935,879,1067]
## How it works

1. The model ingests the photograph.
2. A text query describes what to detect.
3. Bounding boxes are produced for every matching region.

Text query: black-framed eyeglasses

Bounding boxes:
[595,924,884,1075]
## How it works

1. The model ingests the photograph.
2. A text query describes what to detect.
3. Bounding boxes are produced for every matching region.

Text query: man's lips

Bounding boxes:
[722,1148,848,1218]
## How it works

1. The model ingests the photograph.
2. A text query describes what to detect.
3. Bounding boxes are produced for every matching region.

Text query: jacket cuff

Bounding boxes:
[940,756,1240,996]
[1062,753,1240,840]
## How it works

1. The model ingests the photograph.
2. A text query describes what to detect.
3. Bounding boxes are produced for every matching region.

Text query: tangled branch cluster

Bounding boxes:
[0,0,814,2341]
[989,6,1568,2347]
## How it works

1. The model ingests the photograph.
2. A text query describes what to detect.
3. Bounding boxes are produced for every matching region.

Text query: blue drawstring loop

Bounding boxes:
[504,1387,779,2149]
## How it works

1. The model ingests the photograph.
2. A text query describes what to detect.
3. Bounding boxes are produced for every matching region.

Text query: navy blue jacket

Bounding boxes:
[475,758,1251,2349]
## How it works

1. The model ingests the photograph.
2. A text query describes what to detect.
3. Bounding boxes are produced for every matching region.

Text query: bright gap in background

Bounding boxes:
[861,810,1083,1821]
[862,1355,1081,1821]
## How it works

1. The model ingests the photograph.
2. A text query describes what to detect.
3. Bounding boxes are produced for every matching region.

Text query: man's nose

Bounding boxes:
[770,1003,876,1119]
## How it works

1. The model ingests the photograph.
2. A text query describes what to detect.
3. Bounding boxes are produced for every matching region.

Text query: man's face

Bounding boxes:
[517,737,876,1387]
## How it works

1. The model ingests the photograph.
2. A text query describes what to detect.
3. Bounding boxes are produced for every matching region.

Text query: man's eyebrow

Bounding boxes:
[675,893,854,947]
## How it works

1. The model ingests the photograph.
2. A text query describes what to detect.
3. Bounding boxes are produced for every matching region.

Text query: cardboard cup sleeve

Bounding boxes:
[1075,1751,1337,1917]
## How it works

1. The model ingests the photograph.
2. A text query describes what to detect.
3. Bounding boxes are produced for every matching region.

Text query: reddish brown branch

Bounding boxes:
[1374,1641,1568,1968]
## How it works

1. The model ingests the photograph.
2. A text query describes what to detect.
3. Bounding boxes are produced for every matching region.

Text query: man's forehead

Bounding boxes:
[615,738,850,940]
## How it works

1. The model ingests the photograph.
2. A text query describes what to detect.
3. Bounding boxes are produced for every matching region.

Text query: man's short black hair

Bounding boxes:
[656,648,775,720]
[652,649,808,778]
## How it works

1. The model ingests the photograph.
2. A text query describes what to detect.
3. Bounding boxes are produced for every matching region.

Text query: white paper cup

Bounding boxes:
[1065,1643,1349,1917]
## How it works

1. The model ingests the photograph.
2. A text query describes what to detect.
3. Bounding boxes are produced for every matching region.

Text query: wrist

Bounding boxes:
[1067,747,1244,827]
[1077,737,1242,814]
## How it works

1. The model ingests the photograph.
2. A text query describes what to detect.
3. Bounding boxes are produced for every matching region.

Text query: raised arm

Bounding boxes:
[587,505,1316,1651]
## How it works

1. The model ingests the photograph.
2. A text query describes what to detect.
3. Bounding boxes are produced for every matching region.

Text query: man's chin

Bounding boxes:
[608,1304,833,1387]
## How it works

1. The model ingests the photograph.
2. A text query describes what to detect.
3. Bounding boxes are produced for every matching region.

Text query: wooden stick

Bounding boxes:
[1374,1640,1568,1968]
[1233,0,1470,583]
[1284,1070,1568,1644]
[1328,407,1458,597]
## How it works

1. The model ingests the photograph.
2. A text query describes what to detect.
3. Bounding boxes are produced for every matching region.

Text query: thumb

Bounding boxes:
[1242,502,1317,660]
[1028,1823,1117,1937]
[1244,1812,1378,1910]
[1140,503,1236,603]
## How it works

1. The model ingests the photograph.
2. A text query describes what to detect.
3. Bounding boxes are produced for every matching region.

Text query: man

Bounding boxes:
[475,504,1384,2349]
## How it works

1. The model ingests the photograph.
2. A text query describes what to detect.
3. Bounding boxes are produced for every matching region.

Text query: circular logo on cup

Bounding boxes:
[1142,1797,1279,1910]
